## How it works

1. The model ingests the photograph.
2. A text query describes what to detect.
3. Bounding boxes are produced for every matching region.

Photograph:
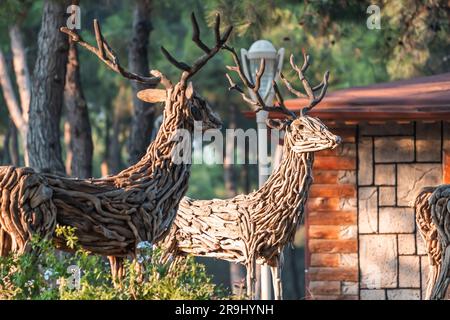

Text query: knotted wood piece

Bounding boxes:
[415,185,450,300]
[0,14,230,283]
[160,51,340,300]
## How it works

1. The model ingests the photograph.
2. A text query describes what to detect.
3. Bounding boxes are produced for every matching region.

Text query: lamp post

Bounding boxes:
[241,40,284,300]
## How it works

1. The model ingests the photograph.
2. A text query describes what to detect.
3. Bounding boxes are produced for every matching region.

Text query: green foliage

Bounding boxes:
[0,226,226,300]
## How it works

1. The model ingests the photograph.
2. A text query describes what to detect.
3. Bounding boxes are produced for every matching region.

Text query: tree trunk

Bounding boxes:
[0,48,28,164]
[10,122,20,166]
[127,0,156,165]
[9,24,31,166]
[108,112,122,175]
[64,41,93,178]
[9,24,31,124]
[27,0,69,175]
[1,121,13,165]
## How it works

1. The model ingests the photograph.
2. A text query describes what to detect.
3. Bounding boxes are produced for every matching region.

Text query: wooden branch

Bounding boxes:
[60,20,160,85]
[224,45,296,119]
[161,12,233,82]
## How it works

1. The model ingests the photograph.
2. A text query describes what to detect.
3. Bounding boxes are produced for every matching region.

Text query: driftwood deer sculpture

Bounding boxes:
[415,185,450,300]
[160,49,341,299]
[0,14,232,280]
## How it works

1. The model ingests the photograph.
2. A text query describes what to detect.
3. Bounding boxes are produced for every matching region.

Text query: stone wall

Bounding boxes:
[305,121,448,300]
[306,126,359,299]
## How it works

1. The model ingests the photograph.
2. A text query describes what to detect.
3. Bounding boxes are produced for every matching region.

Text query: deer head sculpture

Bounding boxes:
[61,13,230,134]
[225,47,340,155]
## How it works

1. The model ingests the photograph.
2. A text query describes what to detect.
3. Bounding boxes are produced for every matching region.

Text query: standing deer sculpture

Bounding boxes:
[0,13,232,280]
[160,48,341,299]
[415,185,450,300]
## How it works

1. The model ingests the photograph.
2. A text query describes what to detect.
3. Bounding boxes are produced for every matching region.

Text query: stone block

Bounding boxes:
[399,256,420,288]
[310,253,339,267]
[339,253,358,267]
[309,281,341,295]
[379,207,415,233]
[375,164,395,185]
[358,137,373,185]
[421,256,430,299]
[416,230,427,255]
[360,289,386,300]
[358,187,378,233]
[398,234,416,255]
[309,225,356,240]
[339,225,357,239]
[416,122,441,162]
[309,239,357,253]
[314,156,356,170]
[310,184,356,198]
[360,122,413,136]
[379,187,396,206]
[360,234,397,289]
[338,170,356,184]
[308,267,358,281]
[307,197,357,212]
[374,136,414,163]
[386,289,420,300]
[308,210,357,226]
[397,164,442,206]
[342,282,358,295]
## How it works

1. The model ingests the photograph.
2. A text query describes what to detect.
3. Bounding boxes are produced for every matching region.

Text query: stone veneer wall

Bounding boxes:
[305,121,449,300]
[306,125,359,299]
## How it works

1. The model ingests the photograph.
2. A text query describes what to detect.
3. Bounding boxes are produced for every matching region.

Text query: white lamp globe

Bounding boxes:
[241,40,284,104]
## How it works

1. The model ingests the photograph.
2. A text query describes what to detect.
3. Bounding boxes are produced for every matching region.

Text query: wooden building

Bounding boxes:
[244,72,450,299]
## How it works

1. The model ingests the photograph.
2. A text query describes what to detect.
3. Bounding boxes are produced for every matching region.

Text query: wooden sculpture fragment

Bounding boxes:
[0,13,232,281]
[160,49,341,299]
[415,185,450,300]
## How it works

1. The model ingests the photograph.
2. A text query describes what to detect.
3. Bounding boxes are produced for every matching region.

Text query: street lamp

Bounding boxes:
[241,40,284,300]
[241,40,284,109]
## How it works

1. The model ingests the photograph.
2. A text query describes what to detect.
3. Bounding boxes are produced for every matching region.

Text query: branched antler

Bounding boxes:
[60,20,160,85]
[280,49,330,115]
[161,12,233,83]
[224,45,297,119]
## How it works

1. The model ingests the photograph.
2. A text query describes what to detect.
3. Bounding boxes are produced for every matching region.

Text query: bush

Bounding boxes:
[0,226,226,300]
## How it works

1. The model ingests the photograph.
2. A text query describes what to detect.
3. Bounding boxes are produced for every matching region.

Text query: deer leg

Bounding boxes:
[431,246,450,300]
[108,256,125,284]
[270,263,283,300]
[0,228,12,257]
[246,265,252,298]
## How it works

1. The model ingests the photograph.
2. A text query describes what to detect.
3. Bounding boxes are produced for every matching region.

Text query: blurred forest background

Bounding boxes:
[0,0,449,299]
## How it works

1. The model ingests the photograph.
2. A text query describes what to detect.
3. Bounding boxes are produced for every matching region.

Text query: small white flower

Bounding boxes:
[136,241,152,250]
[25,280,34,288]
[44,269,54,280]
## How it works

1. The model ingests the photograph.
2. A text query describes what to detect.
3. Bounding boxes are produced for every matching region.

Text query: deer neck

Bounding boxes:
[252,142,314,257]
[116,84,193,184]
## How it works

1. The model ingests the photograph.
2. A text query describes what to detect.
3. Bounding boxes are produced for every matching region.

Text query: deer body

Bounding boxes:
[415,185,450,300]
[161,50,338,300]
[163,116,340,299]
[0,14,230,281]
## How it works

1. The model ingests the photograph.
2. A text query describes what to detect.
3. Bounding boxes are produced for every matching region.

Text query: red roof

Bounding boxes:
[243,73,450,121]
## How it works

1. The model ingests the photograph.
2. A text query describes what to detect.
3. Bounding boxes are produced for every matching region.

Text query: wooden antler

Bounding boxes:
[224,46,297,120]
[160,12,233,82]
[60,20,160,85]
[280,50,329,115]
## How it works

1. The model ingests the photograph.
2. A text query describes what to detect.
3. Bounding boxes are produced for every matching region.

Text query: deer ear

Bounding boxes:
[185,82,194,99]
[266,119,288,130]
[137,89,167,103]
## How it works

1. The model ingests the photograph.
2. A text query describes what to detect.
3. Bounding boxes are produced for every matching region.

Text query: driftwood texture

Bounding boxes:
[0,14,230,282]
[160,51,339,300]
[415,185,450,299]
